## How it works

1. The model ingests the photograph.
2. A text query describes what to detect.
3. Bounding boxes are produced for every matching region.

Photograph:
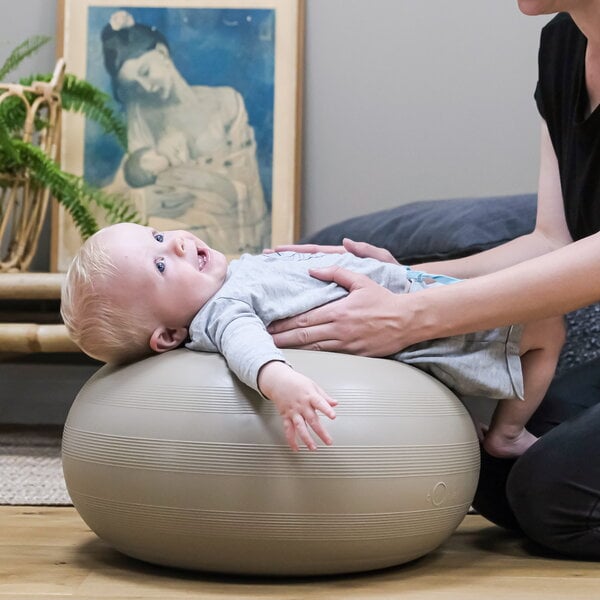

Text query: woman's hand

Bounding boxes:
[268,265,411,357]
[341,239,399,264]
[266,238,400,265]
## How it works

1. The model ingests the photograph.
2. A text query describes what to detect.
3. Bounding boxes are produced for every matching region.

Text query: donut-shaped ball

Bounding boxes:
[62,349,479,576]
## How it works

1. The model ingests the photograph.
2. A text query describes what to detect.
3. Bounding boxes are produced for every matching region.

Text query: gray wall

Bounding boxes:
[301,1,550,236]
[3,0,551,264]
[4,0,58,271]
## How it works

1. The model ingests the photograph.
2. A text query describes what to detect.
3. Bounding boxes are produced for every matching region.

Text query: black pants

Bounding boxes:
[472,358,600,559]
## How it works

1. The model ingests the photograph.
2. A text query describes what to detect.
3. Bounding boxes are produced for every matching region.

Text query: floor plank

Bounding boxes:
[0,507,597,599]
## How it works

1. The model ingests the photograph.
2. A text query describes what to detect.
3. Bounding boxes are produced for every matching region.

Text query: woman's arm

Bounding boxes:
[415,229,600,339]
[269,122,590,355]
[269,231,600,355]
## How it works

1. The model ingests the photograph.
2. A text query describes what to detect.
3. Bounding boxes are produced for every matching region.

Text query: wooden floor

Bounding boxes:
[1,507,597,599]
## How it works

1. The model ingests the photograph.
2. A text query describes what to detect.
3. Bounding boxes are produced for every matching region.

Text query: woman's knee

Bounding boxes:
[506,416,600,559]
[530,356,600,435]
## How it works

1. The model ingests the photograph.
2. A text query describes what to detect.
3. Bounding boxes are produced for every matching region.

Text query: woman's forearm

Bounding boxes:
[411,230,559,279]
[413,231,600,343]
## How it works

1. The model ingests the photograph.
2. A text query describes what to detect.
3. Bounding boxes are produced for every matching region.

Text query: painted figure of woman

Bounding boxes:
[101,10,270,255]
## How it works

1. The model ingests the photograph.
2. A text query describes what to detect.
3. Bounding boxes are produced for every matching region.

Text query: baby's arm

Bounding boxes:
[192,301,337,451]
[257,360,337,452]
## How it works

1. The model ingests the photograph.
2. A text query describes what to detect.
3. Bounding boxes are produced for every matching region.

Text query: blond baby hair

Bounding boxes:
[60,231,154,364]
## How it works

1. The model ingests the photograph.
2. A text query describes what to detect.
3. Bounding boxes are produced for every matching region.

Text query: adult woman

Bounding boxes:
[101,11,270,255]
[270,3,600,559]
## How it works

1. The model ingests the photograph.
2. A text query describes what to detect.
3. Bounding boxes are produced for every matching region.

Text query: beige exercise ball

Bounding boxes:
[62,349,480,576]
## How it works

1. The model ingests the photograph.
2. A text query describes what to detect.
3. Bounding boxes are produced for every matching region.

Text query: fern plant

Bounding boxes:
[0,35,139,241]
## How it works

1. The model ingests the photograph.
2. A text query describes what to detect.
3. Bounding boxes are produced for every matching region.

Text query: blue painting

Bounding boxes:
[82,6,275,255]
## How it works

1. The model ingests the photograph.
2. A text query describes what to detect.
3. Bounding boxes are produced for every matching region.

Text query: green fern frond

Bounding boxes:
[0,37,138,242]
[0,94,27,136]
[0,117,18,162]
[61,74,127,149]
[10,139,140,238]
[10,140,98,236]
[86,188,141,225]
[21,73,128,149]
[0,36,51,81]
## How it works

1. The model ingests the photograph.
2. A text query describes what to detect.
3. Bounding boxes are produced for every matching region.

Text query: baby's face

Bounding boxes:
[98,223,227,330]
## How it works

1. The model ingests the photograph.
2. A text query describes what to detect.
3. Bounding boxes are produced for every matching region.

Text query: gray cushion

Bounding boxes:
[302,194,537,263]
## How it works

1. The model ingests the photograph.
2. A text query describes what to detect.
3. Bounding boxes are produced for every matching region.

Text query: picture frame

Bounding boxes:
[52,0,303,271]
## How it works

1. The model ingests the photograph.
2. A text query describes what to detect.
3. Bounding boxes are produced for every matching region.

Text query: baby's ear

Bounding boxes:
[149,326,188,353]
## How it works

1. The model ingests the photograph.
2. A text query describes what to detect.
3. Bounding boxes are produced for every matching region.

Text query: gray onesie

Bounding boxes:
[187,252,523,400]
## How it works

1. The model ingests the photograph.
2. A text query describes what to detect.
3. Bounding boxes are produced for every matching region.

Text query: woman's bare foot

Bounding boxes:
[483,426,538,459]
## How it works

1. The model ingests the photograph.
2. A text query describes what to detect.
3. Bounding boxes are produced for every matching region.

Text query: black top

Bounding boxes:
[535,12,600,241]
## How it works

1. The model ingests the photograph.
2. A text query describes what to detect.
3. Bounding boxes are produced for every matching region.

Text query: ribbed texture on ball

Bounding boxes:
[62,349,480,575]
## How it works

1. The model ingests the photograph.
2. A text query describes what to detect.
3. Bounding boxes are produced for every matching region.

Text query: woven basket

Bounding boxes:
[0,59,65,272]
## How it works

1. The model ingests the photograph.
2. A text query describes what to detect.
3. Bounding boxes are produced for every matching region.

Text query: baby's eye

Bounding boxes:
[153,232,164,243]
[155,259,166,273]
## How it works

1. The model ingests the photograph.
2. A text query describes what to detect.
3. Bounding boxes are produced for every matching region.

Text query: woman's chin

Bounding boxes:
[516,1,555,17]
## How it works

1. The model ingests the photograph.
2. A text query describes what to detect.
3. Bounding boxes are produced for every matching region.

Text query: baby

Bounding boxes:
[61,223,564,456]
[124,146,171,188]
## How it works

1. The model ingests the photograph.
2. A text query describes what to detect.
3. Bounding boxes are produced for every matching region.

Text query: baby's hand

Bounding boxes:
[257,361,337,451]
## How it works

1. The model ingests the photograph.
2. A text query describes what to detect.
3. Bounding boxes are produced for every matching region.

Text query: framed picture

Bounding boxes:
[52,0,303,271]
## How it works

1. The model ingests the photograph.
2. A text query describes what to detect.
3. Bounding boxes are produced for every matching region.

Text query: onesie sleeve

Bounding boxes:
[187,297,286,392]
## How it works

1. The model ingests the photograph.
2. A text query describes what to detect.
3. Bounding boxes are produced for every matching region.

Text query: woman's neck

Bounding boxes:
[171,70,197,106]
